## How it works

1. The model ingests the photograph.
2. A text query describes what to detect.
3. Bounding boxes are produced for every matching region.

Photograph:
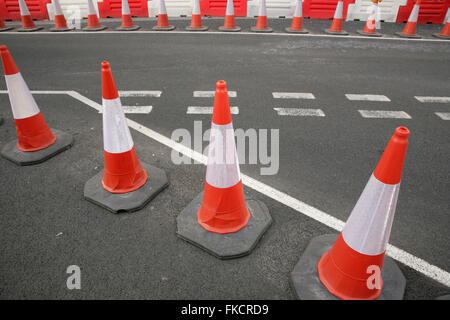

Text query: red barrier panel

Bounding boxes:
[303,0,355,19]
[396,0,449,24]
[0,0,51,21]
[201,0,248,17]
[98,0,149,18]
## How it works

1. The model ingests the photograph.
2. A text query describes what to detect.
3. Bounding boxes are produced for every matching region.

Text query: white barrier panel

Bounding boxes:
[47,0,100,20]
[346,0,407,22]
[149,0,192,17]
[247,0,295,18]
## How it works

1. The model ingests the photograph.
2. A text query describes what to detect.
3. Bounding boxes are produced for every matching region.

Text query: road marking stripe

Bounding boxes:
[358,110,411,119]
[346,94,391,102]
[193,91,237,98]
[187,106,239,114]
[273,108,325,116]
[99,106,153,114]
[435,112,450,120]
[118,91,162,97]
[415,96,450,103]
[2,89,450,288]
[272,92,315,99]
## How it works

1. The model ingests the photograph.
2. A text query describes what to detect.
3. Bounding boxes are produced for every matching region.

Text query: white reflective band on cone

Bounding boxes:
[159,0,168,15]
[53,0,64,15]
[294,0,302,18]
[258,0,267,17]
[226,0,235,16]
[18,0,31,16]
[408,5,420,22]
[87,0,97,15]
[5,73,40,120]
[334,1,344,19]
[122,0,131,15]
[102,98,134,154]
[368,3,377,21]
[342,174,400,256]
[445,8,450,23]
[192,0,201,15]
[205,122,241,189]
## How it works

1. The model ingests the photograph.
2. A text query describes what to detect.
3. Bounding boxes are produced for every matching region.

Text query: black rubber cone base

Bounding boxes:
[395,31,421,39]
[176,192,272,259]
[290,234,406,300]
[250,26,273,33]
[17,26,43,32]
[432,33,450,39]
[82,25,107,31]
[285,27,309,34]
[185,25,209,31]
[49,27,74,32]
[152,25,175,31]
[218,26,241,32]
[116,25,141,31]
[324,28,348,35]
[357,30,382,37]
[84,162,169,214]
[0,27,13,32]
[1,129,73,166]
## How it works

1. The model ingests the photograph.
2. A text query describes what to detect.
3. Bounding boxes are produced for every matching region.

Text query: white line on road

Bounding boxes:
[346,94,391,102]
[193,91,237,98]
[1,89,450,288]
[187,106,239,114]
[272,92,315,99]
[415,96,450,103]
[118,91,162,97]
[358,110,412,119]
[435,112,450,120]
[99,106,153,114]
[273,108,325,116]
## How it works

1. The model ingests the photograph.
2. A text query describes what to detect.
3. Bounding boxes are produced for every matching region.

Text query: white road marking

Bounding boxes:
[193,91,237,98]
[272,92,315,99]
[415,96,450,103]
[273,108,325,116]
[358,110,412,119]
[346,94,391,102]
[118,90,162,97]
[99,106,153,114]
[1,89,449,289]
[187,106,239,114]
[435,112,450,120]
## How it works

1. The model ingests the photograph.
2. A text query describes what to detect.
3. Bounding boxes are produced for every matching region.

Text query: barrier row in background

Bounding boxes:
[1,0,449,23]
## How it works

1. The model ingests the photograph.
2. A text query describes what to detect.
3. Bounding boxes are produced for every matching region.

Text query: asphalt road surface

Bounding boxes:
[0,19,449,299]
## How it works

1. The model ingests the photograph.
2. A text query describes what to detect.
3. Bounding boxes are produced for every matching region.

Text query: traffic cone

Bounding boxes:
[176,80,272,259]
[153,0,175,31]
[17,0,43,32]
[218,0,241,32]
[324,0,348,35]
[83,0,107,31]
[251,0,273,32]
[0,45,73,165]
[285,0,308,34]
[357,0,382,37]
[84,61,168,213]
[186,0,208,31]
[395,0,421,38]
[291,127,409,300]
[116,0,140,31]
[50,0,73,32]
[0,18,13,32]
[433,8,450,39]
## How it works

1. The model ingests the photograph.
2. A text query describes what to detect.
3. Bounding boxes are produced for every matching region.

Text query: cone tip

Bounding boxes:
[101,61,110,71]
[0,45,7,52]
[394,126,409,138]
[216,80,227,90]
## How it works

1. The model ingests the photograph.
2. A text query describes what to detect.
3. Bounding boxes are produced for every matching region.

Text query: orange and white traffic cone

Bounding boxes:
[218,0,241,32]
[285,0,308,34]
[291,127,409,300]
[357,0,382,37]
[153,0,175,31]
[324,0,348,35]
[17,0,43,32]
[83,0,107,31]
[186,0,208,31]
[251,0,273,32]
[50,0,73,32]
[0,18,13,32]
[84,61,168,213]
[396,0,421,38]
[0,45,73,165]
[116,0,140,31]
[176,80,272,259]
[433,8,450,39]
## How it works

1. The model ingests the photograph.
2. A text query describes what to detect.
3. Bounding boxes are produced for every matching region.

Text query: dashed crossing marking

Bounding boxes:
[435,112,450,120]
[415,96,450,103]
[273,108,325,116]
[272,92,315,99]
[118,91,162,97]
[358,110,411,119]
[346,94,391,102]
[187,106,239,114]
[194,91,237,98]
